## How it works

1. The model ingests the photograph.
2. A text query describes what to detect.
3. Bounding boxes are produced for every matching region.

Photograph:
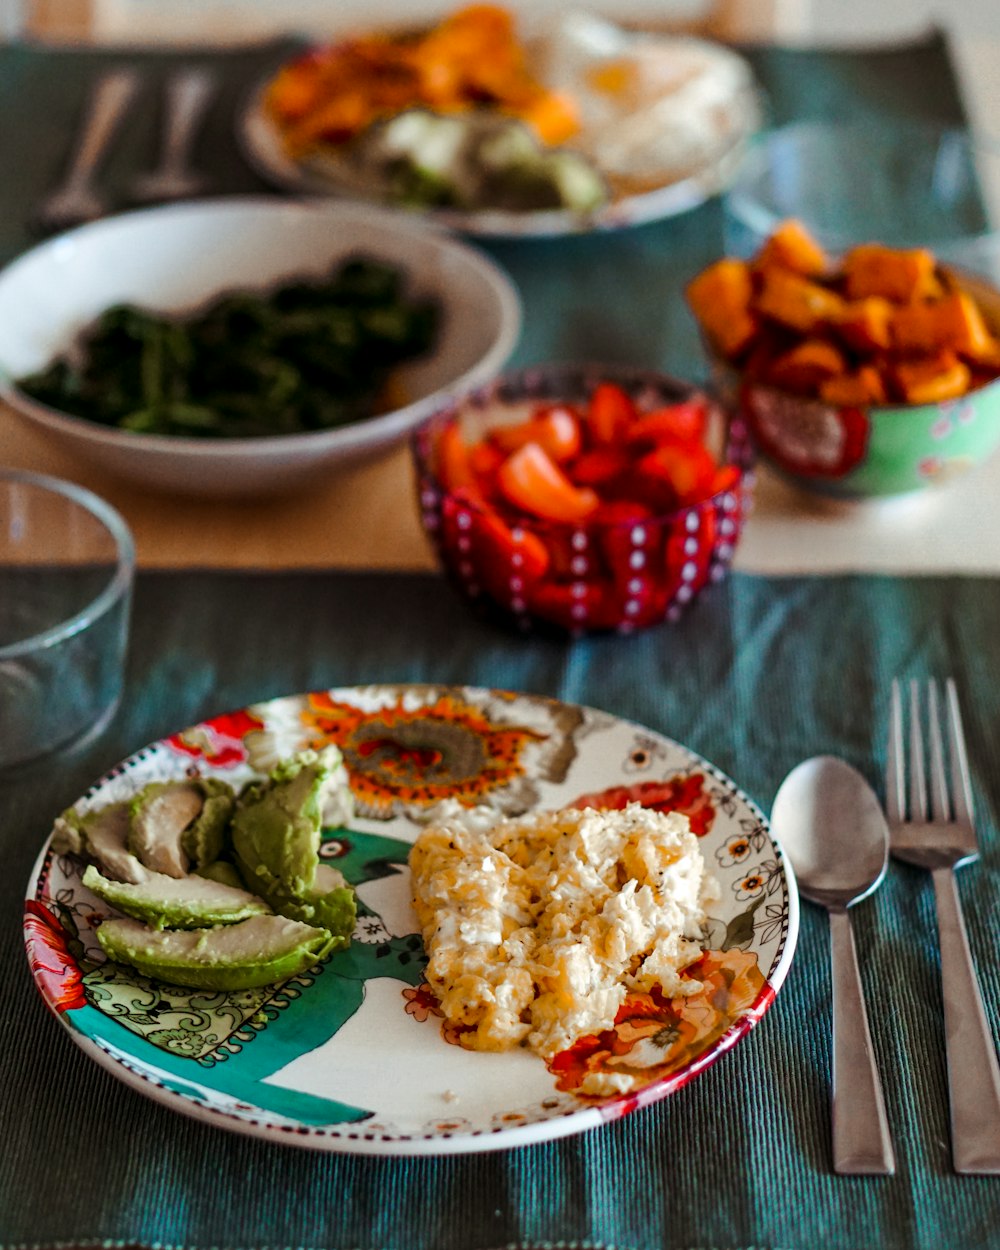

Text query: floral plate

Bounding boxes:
[239,90,755,239]
[25,684,798,1155]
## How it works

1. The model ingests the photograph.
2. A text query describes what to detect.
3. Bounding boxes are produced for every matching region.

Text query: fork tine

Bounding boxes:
[927,679,950,822]
[908,679,928,822]
[886,679,905,823]
[945,678,975,827]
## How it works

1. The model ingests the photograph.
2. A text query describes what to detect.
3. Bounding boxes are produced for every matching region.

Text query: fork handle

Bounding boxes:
[829,908,896,1174]
[156,69,215,175]
[932,865,1000,1173]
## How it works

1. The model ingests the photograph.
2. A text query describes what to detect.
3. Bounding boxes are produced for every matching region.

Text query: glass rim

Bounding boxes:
[0,469,135,660]
[725,119,1000,254]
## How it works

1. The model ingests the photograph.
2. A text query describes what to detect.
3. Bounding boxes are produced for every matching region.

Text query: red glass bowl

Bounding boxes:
[411,364,755,635]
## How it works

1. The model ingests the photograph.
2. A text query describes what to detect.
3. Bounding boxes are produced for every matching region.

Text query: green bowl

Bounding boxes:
[706,267,1000,499]
[711,363,1000,499]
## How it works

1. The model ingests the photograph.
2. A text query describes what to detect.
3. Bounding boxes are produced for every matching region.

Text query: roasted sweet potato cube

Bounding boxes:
[890,300,943,354]
[891,290,994,357]
[768,339,847,395]
[754,268,845,334]
[894,350,971,405]
[963,333,1000,370]
[830,298,893,354]
[754,219,830,278]
[685,258,757,359]
[843,244,938,302]
[819,365,888,407]
[936,290,994,357]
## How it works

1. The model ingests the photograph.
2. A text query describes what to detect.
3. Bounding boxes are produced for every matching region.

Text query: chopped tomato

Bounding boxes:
[596,502,663,591]
[496,442,599,523]
[436,421,477,494]
[601,466,677,515]
[626,398,708,447]
[591,500,653,525]
[635,441,718,504]
[490,405,582,462]
[527,578,619,631]
[587,383,637,444]
[468,439,504,480]
[533,405,583,461]
[570,447,631,486]
[709,464,741,496]
[473,509,550,588]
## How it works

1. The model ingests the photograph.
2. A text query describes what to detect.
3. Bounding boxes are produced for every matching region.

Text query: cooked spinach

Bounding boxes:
[17,257,440,438]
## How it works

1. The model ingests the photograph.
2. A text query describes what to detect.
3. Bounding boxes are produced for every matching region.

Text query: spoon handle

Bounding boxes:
[829,908,895,1174]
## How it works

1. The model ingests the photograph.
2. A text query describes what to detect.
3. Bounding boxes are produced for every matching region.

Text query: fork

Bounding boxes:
[886,677,1000,1174]
[129,68,217,204]
[35,67,142,232]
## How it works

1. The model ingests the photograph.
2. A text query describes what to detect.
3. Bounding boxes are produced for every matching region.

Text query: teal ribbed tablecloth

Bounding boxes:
[1,29,998,1250]
[2,569,1000,1250]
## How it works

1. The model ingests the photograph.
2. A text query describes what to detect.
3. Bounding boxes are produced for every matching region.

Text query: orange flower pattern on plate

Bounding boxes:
[297,691,548,817]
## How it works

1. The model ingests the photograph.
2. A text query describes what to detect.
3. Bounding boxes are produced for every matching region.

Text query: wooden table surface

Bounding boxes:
[8,399,1000,575]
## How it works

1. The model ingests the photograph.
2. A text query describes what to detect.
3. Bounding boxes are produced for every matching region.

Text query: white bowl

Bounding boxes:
[0,198,521,497]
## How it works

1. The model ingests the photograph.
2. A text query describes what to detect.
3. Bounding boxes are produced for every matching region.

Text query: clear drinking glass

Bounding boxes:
[0,470,134,770]
[723,121,1000,286]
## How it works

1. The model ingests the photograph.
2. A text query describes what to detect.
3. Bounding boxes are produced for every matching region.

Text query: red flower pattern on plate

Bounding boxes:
[570,773,717,835]
[166,708,264,768]
[24,900,86,1013]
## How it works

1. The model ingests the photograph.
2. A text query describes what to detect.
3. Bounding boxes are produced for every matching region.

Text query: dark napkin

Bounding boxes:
[2,569,999,1250]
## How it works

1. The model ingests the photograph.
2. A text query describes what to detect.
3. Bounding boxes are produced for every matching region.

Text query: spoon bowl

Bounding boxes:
[773,755,889,908]
[771,754,895,1175]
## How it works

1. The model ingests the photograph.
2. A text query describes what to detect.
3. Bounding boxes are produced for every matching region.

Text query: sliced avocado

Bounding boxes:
[53,803,148,884]
[51,812,85,857]
[195,859,246,891]
[281,870,356,935]
[181,778,236,868]
[83,863,270,930]
[96,913,340,990]
[545,151,607,213]
[128,782,204,878]
[231,747,348,900]
[314,863,347,892]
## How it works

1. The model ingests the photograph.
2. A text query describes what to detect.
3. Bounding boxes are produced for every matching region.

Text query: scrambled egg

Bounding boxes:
[409,801,719,1062]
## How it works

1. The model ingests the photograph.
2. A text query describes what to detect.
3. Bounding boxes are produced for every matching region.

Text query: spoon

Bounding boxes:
[771,754,896,1175]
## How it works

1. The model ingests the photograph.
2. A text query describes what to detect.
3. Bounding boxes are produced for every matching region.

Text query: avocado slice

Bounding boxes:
[195,859,246,891]
[231,747,352,901]
[128,782,204,878]
[96,914,339,990]
[52,803,147,884]
[83,863,270,930]
[279,863,356,934]
[181,778,236,868]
